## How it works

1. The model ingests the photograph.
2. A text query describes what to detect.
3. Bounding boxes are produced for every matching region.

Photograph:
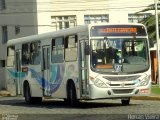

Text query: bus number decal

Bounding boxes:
[114,64,122,72]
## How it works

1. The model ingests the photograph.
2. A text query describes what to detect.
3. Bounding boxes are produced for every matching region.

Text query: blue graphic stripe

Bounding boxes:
[7,64,64,94]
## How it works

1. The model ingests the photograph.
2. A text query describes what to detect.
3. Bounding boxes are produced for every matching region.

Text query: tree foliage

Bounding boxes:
[140,15,160,42]
[139,3,160,42]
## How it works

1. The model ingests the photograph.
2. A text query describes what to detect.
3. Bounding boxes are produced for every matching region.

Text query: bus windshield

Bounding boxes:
[91,38,149,74]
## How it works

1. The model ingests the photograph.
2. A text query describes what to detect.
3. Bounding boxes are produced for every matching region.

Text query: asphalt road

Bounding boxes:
[0,96,160,120]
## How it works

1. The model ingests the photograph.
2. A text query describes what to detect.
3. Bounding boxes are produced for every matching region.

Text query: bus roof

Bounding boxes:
[7,23,146,46]
[7,25,88,46]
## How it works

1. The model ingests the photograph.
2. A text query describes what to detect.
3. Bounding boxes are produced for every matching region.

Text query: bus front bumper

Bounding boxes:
[88,84,151,99]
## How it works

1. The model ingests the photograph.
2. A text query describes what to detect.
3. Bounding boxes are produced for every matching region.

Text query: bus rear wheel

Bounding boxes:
[67,82,78,107]
[24,83,33,104]
[24,83,42,104]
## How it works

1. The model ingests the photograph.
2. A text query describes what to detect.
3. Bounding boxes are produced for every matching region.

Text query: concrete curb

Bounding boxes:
[132,96,160,101]
[0,90,11,97]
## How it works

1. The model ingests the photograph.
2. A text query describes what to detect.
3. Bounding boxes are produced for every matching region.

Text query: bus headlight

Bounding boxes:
[140,75,150,86]
[94,78,107,88]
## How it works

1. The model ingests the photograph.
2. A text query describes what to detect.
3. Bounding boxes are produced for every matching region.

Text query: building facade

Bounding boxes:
[0,0,156,89]
[0,0,155,62]
[0,0,154,68]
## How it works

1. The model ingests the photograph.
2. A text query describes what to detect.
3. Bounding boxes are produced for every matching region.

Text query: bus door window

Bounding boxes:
[42,46,51,96]
[80,40,89,95]
[42,47,50,70]
[15,51,21,72]
[15,50,22,95]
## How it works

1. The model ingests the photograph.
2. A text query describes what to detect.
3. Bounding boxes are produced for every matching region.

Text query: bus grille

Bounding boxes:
[112,89,133,94]
[109,83,135,87]
[103,75,141,81]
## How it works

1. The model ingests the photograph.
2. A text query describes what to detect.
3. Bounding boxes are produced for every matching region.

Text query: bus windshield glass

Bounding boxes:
[91,38,149,74]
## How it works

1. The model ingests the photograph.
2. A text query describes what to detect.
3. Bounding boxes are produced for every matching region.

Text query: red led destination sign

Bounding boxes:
[90,25,147,37]
[100,27,137,33]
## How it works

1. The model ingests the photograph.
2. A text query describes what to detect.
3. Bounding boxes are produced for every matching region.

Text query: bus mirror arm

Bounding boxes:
[85,45,90,55]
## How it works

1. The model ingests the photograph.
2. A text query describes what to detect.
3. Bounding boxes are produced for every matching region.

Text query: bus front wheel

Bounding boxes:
[121,98,130,106]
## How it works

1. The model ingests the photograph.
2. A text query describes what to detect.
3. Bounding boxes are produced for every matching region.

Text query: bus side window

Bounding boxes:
[65,35,78,61]
[51,37,64,63]
[22,43,30,65]
[30,41,41,65]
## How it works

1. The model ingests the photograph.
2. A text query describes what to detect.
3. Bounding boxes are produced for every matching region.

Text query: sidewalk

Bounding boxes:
[132,93,160,101]
[0,90,11,97]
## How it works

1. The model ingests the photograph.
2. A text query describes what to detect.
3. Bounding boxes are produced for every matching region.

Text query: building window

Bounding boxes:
[2,26,8,44]
[128,13,151,23]
[15,25,20,35]
[84,14,109,24]
[0,0,6,10]
[51,16,77,31]
[7,46,15,67]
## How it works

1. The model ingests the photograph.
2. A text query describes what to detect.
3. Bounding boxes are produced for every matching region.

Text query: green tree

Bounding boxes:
[139,3,160,42]
[140,15,160,42]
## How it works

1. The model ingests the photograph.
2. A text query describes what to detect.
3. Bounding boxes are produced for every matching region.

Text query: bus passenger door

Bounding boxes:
[42,46,51,96]
[79,40,89,97]
[15,50,22,95]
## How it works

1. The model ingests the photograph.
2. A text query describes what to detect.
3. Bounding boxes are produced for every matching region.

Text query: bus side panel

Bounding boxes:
[0,67,6,90]
[49,62,79,99]
[5,66,43,97]
[5,67,17,96]
[28,82,43,97]
[22,66,43,97]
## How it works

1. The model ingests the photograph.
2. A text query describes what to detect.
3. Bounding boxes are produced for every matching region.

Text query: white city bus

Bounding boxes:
[6,23,151,106]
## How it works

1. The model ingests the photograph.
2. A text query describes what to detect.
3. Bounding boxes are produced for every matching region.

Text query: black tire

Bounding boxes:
[67,82,78,107]
[24,83,33,104]
[121,98,130,106]
[24,83,42,104]
[33,97,42,104]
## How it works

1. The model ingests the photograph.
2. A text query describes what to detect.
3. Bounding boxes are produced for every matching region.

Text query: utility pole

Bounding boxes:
[155,0,160,87]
